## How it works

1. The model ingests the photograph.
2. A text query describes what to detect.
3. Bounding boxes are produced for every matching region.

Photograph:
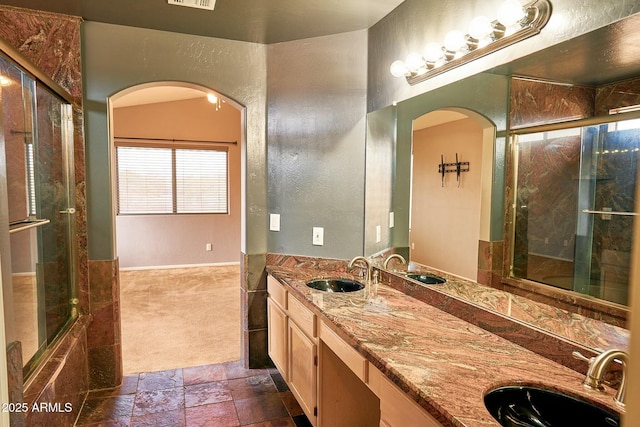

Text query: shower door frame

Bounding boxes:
[508,110,640,306]
[0,38,78,380]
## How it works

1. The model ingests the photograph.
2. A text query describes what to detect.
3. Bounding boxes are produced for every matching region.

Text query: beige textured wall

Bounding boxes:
[410,118,483,280]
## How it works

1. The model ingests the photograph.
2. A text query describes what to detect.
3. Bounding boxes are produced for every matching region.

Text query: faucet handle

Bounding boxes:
[572,351,593,364]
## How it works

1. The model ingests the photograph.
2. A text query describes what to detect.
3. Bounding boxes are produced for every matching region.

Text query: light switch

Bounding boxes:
[270,213,281,231]
[313,227,324,246]
[376,225,381,243]
[389,211,395,228]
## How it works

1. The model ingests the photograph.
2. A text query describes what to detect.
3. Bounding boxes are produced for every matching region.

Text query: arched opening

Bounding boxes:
[410,108,495,280]
[109,81,244,373]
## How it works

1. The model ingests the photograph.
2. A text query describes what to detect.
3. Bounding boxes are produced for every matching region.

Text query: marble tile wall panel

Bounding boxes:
[6,342,25,427]
[477,240,504,287]
[595,78,640,116]
[23,316,90,427]
[242,253,271,368]
[509,78,595,128]
[500,277,627,327]
[0,6,83,104]
[88,259,122,390]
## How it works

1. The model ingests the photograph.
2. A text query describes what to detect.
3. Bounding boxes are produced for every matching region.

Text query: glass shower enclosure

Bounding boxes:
[0,51,77,377]
[511,115,639,306]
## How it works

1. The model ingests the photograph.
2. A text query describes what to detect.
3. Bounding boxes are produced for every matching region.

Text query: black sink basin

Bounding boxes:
[484,386,620,427]
[306,278,364,293]
[406,273,446,284]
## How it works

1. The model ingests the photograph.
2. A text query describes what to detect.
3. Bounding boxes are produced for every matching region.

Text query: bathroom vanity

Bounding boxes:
[266,255,624,427]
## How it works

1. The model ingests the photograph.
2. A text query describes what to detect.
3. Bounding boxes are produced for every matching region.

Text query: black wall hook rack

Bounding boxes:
[438,153,470,187]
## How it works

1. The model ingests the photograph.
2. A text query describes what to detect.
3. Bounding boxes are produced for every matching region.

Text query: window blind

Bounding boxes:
[116,145,228,215]
[176,149,228,213]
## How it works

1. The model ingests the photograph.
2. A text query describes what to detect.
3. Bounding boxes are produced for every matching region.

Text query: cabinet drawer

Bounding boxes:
[288,293,316,339]
[267,276,288,310]
[319,321,367,382]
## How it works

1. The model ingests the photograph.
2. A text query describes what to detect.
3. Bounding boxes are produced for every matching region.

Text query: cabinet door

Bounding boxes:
[288,320,318,424]
[267,298,288,379]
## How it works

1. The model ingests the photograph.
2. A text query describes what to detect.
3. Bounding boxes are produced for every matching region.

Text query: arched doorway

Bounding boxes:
[109,82,244,373]
[410,108,495,280]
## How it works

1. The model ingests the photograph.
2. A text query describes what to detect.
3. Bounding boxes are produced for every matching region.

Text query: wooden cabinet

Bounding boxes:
[267,298,288,378]
[267,277,289,378]
[288,319,317,419]
[267,276,318,425]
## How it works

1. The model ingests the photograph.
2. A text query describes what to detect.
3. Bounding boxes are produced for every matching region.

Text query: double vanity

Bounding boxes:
[265,254,625,427]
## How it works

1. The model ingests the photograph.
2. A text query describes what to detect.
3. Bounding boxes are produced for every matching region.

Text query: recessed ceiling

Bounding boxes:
[413,110,469,130]
[113,87,208,108]
[0,0,405,44]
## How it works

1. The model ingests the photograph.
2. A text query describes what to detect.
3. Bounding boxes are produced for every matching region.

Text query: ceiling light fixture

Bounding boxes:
[207,93,225,111]
[167,0,216,11]
[390,0,552,85]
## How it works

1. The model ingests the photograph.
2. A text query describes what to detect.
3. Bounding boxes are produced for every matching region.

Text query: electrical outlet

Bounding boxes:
[313,227,324,246]
[206,243,212,251]
[270,213,281,231]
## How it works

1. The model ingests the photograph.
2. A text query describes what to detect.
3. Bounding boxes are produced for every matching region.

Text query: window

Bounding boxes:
[116,143,228,215]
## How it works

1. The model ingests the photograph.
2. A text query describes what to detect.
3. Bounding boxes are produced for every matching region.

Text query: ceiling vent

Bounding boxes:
[168,0,216,11]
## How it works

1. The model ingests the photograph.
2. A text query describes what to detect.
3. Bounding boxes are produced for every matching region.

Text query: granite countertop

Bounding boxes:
[265,256,623,427]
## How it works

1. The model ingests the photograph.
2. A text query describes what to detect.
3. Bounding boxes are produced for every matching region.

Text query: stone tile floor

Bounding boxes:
[75,360,312,427]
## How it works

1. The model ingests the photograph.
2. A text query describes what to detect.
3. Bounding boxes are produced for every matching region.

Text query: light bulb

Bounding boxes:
[390,60,409,77]
[443,30,466,52]
[468,16,493,40]
[405,52,424,73]
[497,0,525,27]
[423,42,444,63]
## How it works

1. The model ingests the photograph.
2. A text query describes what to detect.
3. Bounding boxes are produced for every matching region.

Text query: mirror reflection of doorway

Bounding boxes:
[110,83,242,373]
[410,109,494,281]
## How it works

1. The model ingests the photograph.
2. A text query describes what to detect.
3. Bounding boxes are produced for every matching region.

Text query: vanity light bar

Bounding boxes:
[390,0,552,85]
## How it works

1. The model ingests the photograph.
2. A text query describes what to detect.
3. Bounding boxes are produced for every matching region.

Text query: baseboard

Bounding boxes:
[120,262,240,271]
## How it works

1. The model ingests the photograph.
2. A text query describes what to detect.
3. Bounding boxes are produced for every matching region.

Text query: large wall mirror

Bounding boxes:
[365,13,640,335]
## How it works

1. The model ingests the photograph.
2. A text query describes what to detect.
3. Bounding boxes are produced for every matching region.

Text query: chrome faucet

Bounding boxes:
[383,253,407,270]
[348,256,372,284]
[573,349,629,407]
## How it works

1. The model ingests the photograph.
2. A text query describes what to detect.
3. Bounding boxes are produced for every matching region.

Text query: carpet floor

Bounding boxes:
[120,265,242,374]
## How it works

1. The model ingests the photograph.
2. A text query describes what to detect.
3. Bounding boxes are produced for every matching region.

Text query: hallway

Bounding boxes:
[120,265,241,373]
